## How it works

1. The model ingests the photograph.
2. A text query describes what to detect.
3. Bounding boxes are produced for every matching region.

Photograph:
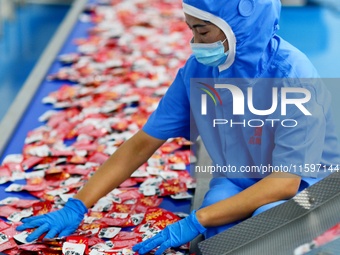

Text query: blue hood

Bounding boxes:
[183,0,281,76]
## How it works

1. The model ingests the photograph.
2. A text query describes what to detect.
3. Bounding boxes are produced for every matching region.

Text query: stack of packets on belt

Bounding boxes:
[294,222,340,255]
[0,0,199,254]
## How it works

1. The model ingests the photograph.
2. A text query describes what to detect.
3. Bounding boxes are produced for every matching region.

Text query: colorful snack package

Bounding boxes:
[294,222,340,255]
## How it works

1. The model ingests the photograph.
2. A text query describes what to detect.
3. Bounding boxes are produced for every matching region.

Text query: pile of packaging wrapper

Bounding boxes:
[0,0,197,254]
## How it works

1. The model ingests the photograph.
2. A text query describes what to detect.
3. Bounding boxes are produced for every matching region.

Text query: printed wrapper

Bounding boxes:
[0,223,21,252]
[0,238,17,252]
[139,196,163,208]
[7,208,33,222]
[159,179,187,196]
[138,208,181,231]
[62,241,87,255]
[32,201,53,216]
[78,222,106,235]
[21,156,44,171]
[109,239,140,250]
[119,178,138,188]
[0,205,19,218]
[17,243,50,251]
[294,222,340,255]
[0,219,11,230]
[159,142,182,154]
[0,166,11,183]
[88,236,104,247]
[114,188,143,203]
[167,150,194,165]
[170,192,193,200]
[66,235,89,255]
[98,227,121,239]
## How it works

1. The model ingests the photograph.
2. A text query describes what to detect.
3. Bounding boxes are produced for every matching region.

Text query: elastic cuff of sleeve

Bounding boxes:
[66,198,88,215]
[191,210,206,234]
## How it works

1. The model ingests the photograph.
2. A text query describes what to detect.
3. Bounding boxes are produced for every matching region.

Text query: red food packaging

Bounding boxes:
[64,165,92,176]
[160,142,182,154]
[86,127,108,139]
[159,179,187,196]
[22,182,47,192]
[87,211,105,219]
[139,196,163,208]
[110,204,135,214]
[72,143,98,152]
[50,148,75,157]
[175,170,192,178]
[32,201,53,216]
[1,223,20,240]
[111,119,129,132]
[78,222,105,233]
[45,166,64,175]
[0,206,19,218]
[45,169,70,181]
[4,162,24,173]
[58,53,80,65]
[2,248,20,255]
[113,231,141,241]
[66,235,89,254]
[119,178,138,188]
[140,208,181,231]
[0,166,11,178]
[110,239,140,250]
[40,249,63,255]
[99,217,128,227]
[26,176,46,186]
[17,243,50,251]
[121,213,145,227]
[313,223,340,246]
[131,177,147,183]
[0,219,11,230]
[22,143,51,158]
[0,238,18,252]
[175,150,195,164]
[21,156,44,170]
[68,155,88,165]
[29,190,53,201]
[133,203,149,214]
[9,199,38,209]
[87,151,110,164]
[87,236,103,247]
[115,188,142,203]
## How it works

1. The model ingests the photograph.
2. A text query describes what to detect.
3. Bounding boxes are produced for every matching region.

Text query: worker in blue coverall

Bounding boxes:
[17,0,340,254]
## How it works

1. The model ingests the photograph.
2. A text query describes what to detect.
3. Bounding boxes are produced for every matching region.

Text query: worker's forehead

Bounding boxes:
[184,13,206,23]
[184,13,215,27]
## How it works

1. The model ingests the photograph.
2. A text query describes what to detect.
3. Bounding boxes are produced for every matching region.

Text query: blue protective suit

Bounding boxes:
[143,0,340,237]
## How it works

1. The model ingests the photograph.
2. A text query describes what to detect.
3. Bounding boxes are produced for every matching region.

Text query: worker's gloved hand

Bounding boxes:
[16,198,88,242]
[132,210,206,255]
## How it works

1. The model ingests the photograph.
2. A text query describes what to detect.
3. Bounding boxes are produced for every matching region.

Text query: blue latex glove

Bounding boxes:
[16,198,88,242]
[132,210,206,255]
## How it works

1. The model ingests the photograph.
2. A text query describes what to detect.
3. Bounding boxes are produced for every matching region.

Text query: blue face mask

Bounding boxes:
[190,38,228,67]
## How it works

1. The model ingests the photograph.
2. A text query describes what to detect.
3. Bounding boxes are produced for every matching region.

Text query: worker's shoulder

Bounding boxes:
[270,37,318,78]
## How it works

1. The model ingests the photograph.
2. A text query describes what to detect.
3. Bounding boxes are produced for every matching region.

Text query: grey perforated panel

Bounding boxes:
[198,172,340,255]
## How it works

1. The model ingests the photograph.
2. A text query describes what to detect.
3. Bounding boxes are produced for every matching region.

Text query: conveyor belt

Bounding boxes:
[0,0,88,158]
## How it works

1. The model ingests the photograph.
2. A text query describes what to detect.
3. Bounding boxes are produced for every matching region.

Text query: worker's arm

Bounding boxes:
[196,172,301,227]
[17,130,166,241]
[133,171,301,255]
[75,130,166,208]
